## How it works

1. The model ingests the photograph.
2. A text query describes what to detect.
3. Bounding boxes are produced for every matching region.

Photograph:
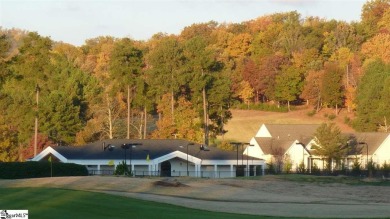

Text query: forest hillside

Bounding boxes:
[1,0,390,161]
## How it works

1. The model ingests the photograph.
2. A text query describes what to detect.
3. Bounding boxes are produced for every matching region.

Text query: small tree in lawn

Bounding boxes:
[312,123,348,172]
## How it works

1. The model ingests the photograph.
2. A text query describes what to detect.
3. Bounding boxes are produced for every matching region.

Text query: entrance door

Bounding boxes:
[161,161,171,177]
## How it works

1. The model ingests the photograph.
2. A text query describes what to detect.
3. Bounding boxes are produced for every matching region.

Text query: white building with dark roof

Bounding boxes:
[244,124,390,172]
[32,139,265,178]
[244,124,319,171]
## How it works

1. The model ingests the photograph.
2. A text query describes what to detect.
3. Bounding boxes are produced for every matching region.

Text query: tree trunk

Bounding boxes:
[144,106,147,139]
[171,90,174,124]
[34,86,39,157]
[127,85,130,139]
[316,96,321,113]
[171,68,175,124]
[108,106,113,139]
[202,69,208,146]
[287,101,290,111]
[139,111,143,139]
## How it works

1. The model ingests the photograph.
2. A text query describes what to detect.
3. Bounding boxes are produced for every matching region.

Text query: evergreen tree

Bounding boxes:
[354,59,390,131]
[312,123,348,171]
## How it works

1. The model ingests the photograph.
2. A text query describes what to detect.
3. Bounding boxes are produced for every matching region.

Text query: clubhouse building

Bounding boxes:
[32,139,265,178]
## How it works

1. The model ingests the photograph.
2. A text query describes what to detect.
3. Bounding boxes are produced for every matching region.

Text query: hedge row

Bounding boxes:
[0,162,88,179]
[233,103,289,112]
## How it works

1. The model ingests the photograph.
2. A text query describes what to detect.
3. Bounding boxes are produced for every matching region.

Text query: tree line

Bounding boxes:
[1,0,390,161]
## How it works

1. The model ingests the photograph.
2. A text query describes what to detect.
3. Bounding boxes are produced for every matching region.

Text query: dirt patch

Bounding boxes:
[153,178,188,187]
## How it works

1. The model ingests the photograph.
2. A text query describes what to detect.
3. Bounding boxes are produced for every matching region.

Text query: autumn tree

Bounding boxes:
[322,22,363,58]
[152,94,202,142]
[151,93,176,139]
[361,0,390,37]
[321,62,344,114]
[256,54,287,102]
[361,33,390,64]
[329,47,356,112]
[0,122,19,162]
[301,70,324,110]
[238,80,254,108]
[241,58,260,102]
[274,65,304,111]
[0,33,11,86]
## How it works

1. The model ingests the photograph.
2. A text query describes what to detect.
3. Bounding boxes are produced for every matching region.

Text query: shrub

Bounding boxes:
[233,103,289,112]
[0,162,88,179]
[351,159,361,176]
[344,116,351,125]
[266,160,276,174]
[297,162,305,173]
[306,110,316,117]
[114,161,130,176]
[367,159,377,177]
[311,163,321,175]
[381,162,390,177]
[327,114,336,120]
[283,157,293,173]
[216,140,235,151]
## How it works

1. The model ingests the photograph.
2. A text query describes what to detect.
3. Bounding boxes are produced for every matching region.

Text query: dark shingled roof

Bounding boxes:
[263,124,319,143]
[52,139,257,160]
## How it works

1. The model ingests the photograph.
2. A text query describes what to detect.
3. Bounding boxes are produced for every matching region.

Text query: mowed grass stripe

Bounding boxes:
[0,187,300,219]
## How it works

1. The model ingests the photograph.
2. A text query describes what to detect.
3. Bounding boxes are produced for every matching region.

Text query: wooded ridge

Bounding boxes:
[1,0,390,161]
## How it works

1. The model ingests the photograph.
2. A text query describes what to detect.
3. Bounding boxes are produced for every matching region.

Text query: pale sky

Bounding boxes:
[0,0,367,46]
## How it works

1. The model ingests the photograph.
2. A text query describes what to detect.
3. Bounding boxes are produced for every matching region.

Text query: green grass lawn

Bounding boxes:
[0,187,299,219]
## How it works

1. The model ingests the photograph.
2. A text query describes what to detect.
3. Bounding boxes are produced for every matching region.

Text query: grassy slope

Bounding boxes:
[220,107,355,143]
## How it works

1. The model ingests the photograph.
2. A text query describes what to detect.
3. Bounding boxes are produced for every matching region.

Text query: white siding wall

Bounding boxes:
[374,136,390,166]
[243,137,264,159]
[170,158,195,177]
[285,143,307,170]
